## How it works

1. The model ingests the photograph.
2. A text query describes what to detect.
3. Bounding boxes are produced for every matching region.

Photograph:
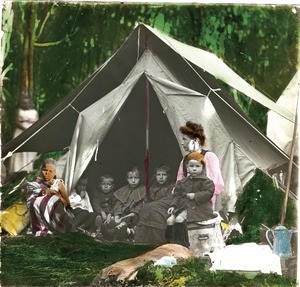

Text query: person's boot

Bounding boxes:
[173,222,190,248]
[165,225,174,243]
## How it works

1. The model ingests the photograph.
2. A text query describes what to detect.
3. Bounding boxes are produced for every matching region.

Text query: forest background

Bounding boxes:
[1,2,299,148]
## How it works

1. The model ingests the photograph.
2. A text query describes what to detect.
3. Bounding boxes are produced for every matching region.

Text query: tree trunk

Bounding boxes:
[22,3,36,101]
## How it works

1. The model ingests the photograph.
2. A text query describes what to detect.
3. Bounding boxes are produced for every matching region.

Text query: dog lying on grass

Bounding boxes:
[91,243,195,286]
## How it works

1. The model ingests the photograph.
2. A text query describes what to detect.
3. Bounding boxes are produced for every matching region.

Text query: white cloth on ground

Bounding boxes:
[208,243,282,275]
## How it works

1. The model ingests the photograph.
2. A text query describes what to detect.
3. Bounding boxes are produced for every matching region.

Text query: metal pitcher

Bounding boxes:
[266,225,295,258]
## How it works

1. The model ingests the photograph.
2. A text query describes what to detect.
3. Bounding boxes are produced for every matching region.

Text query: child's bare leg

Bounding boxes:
[175,215,185,223]
[167,214,175,225]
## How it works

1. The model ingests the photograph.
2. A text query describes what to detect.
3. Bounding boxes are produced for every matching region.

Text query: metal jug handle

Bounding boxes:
[266,229,273,248]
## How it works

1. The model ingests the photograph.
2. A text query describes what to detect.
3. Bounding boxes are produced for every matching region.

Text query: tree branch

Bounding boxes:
[34,39,64,47]
[35,10,51,40]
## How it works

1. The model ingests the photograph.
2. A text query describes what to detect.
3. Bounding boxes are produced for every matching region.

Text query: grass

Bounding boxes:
[133,257,296,287]
[1,232,154,287]
[1,232,297,287]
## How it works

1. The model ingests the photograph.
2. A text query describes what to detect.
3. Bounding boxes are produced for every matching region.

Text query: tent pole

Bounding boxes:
[144,31,150,200]
[280,91,299,226]
[145,77,150,200]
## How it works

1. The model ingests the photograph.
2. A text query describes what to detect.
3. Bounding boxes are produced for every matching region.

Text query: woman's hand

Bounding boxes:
[186,193,195,200]
[56,179,71,208]
[167,207,175,215]
[45,188,58,195]
[50,179,61,192]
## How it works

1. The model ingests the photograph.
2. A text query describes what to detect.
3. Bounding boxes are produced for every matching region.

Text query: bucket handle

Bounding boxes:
[266,229,274,248]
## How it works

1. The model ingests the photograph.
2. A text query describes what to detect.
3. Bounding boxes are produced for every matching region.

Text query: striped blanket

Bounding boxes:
[25,180,68,237]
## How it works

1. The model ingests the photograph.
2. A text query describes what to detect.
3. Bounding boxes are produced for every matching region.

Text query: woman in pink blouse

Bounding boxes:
[176,121,224,210]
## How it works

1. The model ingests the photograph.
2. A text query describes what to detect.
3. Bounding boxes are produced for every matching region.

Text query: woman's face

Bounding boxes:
[41,163,56,183]
[127,171,140,188]
[181,134,193,151]
[156,169,168,185]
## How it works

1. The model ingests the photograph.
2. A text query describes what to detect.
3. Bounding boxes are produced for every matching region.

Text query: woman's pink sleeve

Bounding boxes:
[205,152,224,195]
[176,159,184,182]
[205,152,224,208]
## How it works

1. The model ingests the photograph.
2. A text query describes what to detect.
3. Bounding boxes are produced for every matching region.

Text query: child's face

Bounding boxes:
[156,169,168,185]
[127,171,140,188]
[76,181,87,192]
[100,178,114,193]
[186,159,203,177]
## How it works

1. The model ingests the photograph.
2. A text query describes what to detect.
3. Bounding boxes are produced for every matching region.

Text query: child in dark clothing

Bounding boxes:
[166,152,216,247]
[134,165,175,245]
[92,175,116,239]
[149,165,174,201]
[105,166,146,242]
[94,175,116,224]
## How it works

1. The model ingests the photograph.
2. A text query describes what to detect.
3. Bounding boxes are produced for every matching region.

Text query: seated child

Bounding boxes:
[103,166,146,242]
[91,175,116,238]
[69,177,101,234]
[166,152,216,247]
[149,165,174,201]
[134,165,175,245]
[96,175,116,222]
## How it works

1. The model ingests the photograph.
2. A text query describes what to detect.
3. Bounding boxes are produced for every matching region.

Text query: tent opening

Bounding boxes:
[84,76,182,198]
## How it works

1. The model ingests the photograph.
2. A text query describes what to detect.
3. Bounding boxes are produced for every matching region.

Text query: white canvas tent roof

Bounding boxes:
[267,70,299,156]
[3,23,297,212]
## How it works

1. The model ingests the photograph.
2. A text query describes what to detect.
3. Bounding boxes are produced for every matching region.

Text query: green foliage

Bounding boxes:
[132,257,296,287]
[1,233,153,286]
[231,170,297,243]
[197,5,298,132]
[1,172,29,210]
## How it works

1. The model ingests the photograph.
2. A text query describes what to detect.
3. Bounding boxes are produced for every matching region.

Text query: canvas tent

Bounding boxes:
[266,70,299,192]
[3,23,297,213]
[267,71,299,157]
